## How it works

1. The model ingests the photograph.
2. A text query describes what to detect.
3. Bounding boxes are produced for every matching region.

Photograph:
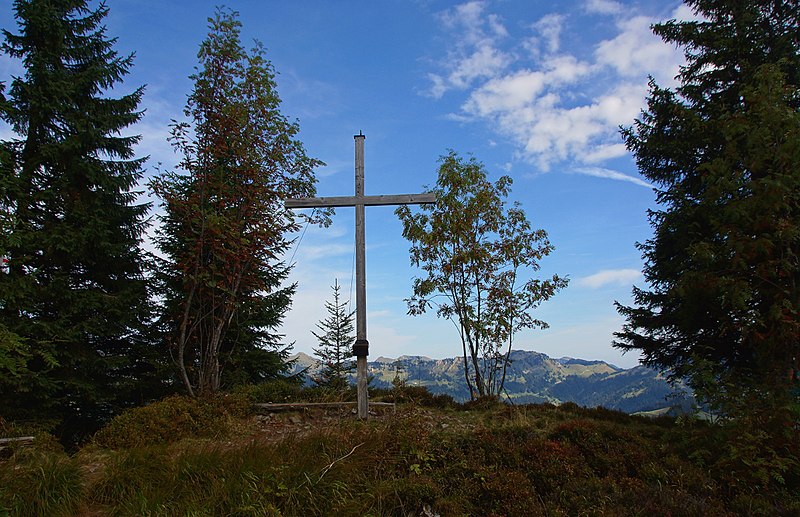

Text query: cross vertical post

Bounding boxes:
[353,134,369,418]
[284,133,435,419]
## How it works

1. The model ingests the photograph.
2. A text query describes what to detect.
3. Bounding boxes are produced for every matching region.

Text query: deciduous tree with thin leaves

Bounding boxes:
[312,279,355,391]
[397,151,568,399]
[150,9,324,397]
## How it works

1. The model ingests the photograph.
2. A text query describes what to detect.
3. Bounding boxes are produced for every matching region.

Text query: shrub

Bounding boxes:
[388,385,457,408]
[236,378,304,404]
[548,418,654,478]
[461,395,502,411]
[93,394,248,449]
[300,384,357,403]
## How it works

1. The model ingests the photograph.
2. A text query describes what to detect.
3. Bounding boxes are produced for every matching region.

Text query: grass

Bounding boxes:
[1,388,798,516]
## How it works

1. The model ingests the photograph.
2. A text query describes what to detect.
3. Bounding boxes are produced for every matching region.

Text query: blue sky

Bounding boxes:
[0,0,699,368]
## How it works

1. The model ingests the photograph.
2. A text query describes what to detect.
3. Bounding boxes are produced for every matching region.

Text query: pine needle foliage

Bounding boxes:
[312,279,356,391]
[614,0,800,421]
[0,0,151,440]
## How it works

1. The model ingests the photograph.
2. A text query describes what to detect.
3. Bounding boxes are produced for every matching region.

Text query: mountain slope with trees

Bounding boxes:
[291,349,688,413]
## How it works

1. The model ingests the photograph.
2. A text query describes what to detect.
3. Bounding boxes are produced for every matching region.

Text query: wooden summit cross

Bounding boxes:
[285,133,435,419]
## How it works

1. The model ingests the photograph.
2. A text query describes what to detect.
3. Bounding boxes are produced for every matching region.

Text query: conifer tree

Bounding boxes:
[0,0,151,437]
[312,280,356,390]
[615,0,800,412]
[150,9,324,396]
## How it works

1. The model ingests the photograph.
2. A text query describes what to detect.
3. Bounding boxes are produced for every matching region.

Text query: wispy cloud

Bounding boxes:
[577,268,642,289]
[525,13,565,56]
[426,2,688,175]
[571,166,651,188]
[426,1,512,98]
[584,0,624,15]
[289,243,352,262]
[594,15,682,83]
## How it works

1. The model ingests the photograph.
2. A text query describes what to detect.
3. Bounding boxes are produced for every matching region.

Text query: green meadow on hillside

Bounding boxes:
[1,386,798,516]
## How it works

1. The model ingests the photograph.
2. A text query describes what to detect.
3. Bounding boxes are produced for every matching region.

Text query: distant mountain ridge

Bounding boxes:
[289,349,690,414]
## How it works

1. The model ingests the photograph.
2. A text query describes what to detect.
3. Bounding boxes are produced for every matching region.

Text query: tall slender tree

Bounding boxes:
[312,280,356,391]
[0,0,151,437]
[397,151,568,399]
[615,0,800,413]
[150,9,324,397]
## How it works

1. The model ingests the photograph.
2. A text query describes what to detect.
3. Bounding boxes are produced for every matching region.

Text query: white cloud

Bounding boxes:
[577,268,642,289]
[464,55,591,117]
[595,15,683,85]
[440,1,483,31]
[486,13,509,39]
[525,13,565,56]
[427,73,449,99]
[571,166,651,188]
[470,78,643,170]
[426,0,511,98]
[291,243,352,262]
[314,158,350,179]
[448,44,512,90]
[581,144,629,163]
[584,0,623,15]
[670,4,705,23]
[427,1,685,174]
[439,1,504,43]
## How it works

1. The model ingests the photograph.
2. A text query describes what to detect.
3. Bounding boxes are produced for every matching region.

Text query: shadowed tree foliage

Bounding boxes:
[312,279,356,391]
[397,151,568,399]
[615,0,800,418]
[150,9,324,397]
[0,0,153,440]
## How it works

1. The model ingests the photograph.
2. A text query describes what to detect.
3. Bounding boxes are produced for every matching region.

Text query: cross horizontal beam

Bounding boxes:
[285,193,435,209]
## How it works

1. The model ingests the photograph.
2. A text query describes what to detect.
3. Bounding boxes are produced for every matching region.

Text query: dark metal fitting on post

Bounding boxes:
[353,339,369,357]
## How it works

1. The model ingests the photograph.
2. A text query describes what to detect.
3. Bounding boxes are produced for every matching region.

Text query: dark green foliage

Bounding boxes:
[617,0,800,386]
[0,322,29,380]
[235,377,305,404]
[615,0,800,431]
[311,280,355,391]
[383,385,458,408]
[0,0,154,441]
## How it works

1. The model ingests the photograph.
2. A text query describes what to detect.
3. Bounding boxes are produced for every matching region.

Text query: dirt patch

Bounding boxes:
[250,404,396,443]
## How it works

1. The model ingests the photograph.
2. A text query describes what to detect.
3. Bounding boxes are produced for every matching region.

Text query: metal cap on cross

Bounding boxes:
[285,133,435,418]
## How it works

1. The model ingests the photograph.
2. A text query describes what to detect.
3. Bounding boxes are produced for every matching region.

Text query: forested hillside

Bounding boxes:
[292,349,689,413]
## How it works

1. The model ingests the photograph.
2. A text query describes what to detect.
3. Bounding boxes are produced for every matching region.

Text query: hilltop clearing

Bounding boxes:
[1,387,797,516]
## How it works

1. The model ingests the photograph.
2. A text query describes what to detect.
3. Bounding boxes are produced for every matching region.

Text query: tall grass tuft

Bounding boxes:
[0,452,83,517]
